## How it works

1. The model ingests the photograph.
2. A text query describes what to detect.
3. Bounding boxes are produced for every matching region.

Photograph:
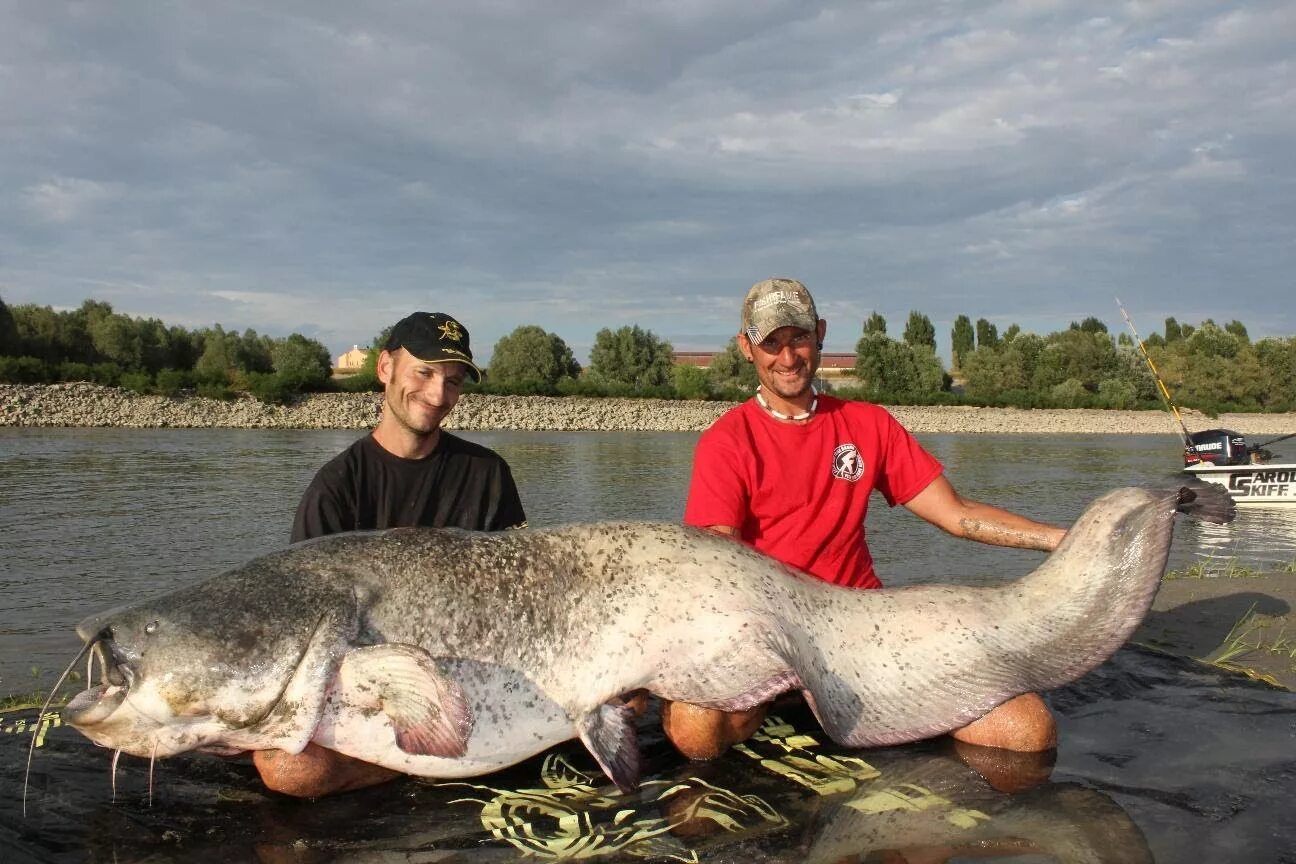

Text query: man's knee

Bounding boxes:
[661,700,768,760]
[253,743,400,797]
[950,692,1057,752]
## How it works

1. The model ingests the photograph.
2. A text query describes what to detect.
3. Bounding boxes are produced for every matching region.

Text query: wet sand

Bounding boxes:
[1134,571,1296,691]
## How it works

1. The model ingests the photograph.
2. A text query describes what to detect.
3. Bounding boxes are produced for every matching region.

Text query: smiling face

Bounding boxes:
[377,348,469,438]
[739,320,826,413]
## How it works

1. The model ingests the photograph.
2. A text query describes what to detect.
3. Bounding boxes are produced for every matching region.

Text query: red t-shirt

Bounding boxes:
[683,395,943,589]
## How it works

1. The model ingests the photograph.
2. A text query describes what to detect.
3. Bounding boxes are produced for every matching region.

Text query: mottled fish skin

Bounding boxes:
[64,485,1233,790]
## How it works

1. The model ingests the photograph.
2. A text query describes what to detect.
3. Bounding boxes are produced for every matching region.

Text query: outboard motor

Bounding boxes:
[1184,428,1249,467]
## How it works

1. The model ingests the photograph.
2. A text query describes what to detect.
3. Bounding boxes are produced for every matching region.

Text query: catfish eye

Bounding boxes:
[144,621,159,635]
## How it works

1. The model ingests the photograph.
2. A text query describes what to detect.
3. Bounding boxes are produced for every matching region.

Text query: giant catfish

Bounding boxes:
[61,484,1233,792]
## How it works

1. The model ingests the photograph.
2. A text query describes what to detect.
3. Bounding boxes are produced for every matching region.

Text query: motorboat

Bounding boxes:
[1183,428,1296,506]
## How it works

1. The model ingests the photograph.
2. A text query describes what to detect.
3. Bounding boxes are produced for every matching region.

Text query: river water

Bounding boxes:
[2,427,1296,863]
[2,426,1295,695]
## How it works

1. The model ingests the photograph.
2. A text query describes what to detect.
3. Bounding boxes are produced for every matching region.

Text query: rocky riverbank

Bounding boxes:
[2,382,1295,435]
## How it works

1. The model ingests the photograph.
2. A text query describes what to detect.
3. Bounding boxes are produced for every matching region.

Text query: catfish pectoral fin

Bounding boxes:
[336,643,473,758]
[576,701,640,794]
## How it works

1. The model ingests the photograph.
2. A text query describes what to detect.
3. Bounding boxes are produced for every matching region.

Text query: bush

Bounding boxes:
[554,376,674,399]
[330,371,382,393]
[0,356,52,383]
[1050,378,1090,408]
[245,371,294,405]
[470,377,557,397]
[57,361,96,383]
[1096,377,1137,409]
[118,371,153,393]
[672,365,713,400]
[89,362,124,386]
[153,368,192,396]
[195,380,233,400]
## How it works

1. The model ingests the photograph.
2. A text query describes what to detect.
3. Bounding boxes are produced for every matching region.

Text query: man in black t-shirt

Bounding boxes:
[255,311,526,797]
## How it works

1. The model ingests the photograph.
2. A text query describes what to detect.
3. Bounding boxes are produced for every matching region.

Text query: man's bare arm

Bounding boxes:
[903,476,1067,552]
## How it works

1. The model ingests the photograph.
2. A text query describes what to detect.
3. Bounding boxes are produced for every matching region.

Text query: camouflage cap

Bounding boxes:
[740,278,820,344]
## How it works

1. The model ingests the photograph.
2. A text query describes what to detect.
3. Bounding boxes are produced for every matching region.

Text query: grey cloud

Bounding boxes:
[0,0,1291,362]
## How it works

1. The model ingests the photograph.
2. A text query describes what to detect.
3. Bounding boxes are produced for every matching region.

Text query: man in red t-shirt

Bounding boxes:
[663,278,1068,762]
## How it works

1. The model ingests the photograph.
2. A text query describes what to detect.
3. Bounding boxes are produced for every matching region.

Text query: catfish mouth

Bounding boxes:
[64,637,138,729]
[65,683,128,727]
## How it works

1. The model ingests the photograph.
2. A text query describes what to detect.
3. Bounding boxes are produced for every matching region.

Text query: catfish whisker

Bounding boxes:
[24,637,96,818]
[111,748,122,802]
[148,741,158,807]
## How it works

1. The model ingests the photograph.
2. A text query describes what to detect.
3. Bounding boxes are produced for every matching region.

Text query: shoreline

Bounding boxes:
[1134,571,1296,691]
[3,382,1295,435]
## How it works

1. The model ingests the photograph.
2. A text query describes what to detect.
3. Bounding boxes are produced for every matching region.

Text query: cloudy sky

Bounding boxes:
[2,1,1292,363]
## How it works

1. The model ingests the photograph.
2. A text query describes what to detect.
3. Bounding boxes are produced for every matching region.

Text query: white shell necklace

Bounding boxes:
[755,385,818,422]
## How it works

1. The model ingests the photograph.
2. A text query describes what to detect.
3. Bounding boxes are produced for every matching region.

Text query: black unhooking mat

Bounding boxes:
[2,645,1293,864]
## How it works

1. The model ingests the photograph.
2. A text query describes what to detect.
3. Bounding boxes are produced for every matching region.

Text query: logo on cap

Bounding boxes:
[439,320,464,342]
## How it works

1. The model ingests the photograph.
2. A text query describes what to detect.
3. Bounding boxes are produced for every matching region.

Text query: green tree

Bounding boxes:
[1164,317,1183,343]
[488,325,581,389]
[587,325,673,389]
[194,326,237,383]
[1224,320,1250,342]
[1031,329,1120,393]
[0,297,17,356]
[950,315,974,372]
[10,304,84,363]
[235,328,274,374]
[863,312,887,335]
[1002,323,1022,344]
[271,333,333,389]
[854,332,946,398]
[1185,320,1242,359]
[1071,316,1108,334]
[975,318,999,350]
[902,311,936,350]
[1254,337,1296,410]
[89,312,145,369]
[961,345,1029,400]
[707,337,759,394]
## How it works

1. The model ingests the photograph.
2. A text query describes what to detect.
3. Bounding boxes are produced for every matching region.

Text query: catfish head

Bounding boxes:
[64,553,363,759]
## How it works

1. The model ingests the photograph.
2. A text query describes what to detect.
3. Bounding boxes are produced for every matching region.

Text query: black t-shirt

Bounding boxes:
[291,432,527,543]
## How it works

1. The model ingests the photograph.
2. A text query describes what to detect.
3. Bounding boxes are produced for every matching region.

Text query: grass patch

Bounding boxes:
[0,692,64,713]
[1165,556,1267,580]
[0,667,81,713]
[1202,603,1292,688]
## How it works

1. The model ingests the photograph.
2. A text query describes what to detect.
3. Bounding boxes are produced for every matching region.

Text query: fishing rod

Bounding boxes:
[1115,297,1195,450]
[1251,431,1296,450]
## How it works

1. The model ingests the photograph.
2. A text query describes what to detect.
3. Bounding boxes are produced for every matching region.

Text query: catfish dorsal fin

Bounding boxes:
[337,643,473,758]
[576,702,640,794]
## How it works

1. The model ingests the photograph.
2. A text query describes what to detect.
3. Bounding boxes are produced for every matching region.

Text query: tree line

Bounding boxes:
[2,294,1292,413]
[0,297,333,403]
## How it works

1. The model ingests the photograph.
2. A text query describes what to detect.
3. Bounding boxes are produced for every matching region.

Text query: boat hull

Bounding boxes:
[1183,463,1296,505]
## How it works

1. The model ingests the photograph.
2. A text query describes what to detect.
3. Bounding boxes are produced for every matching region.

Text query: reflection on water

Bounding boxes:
[2,427,1294,693]
[1189,505,1296,565]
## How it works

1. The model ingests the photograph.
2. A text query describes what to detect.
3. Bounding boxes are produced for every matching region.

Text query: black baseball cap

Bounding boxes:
[384,312,483,383]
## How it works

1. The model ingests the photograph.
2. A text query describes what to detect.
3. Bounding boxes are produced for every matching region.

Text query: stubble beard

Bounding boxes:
[385,392,443,439]
[760,365,814,403]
